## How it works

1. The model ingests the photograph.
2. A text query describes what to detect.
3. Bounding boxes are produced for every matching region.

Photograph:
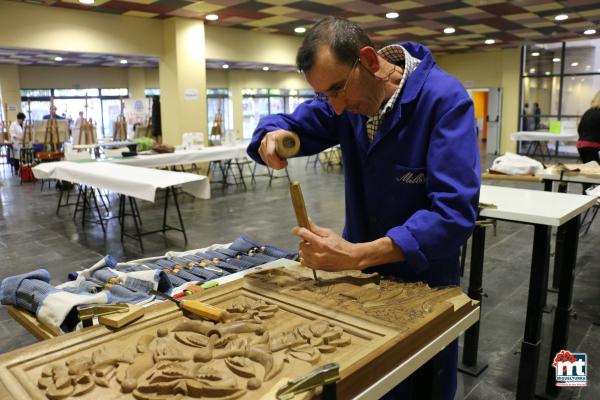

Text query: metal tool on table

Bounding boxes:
[150,289,228,322]
[276,362,340,400]
[290,181,319,281]
[77,303,129,328]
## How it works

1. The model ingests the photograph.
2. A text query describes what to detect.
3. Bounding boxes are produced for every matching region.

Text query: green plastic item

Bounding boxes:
[549,120,561,134]
[132,137,155,152]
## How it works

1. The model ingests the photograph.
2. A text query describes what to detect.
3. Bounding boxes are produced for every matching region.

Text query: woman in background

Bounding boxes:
[577,91,600,163]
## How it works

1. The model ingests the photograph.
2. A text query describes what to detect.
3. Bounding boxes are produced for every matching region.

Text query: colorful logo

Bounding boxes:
[553,350,587,387]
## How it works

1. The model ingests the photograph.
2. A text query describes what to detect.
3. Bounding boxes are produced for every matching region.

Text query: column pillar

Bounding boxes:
[159,18,207,146]
[0,65,22,121]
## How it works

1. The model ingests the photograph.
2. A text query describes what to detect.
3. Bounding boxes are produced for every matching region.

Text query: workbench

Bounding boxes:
[1,263,479,400]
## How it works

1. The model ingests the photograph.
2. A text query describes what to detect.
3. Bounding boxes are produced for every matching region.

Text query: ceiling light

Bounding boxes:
[54,56,63,62]
[545,72,551,75]
[120,59,128,64]
[444,27,455,34]
[554,14,568,21]
[222,64,229,69]
[552,57,560,62]
[583,29,596,35]
[205,14,218,21]
[531,52,540,57]
[79,0,94,4]
[484,39,495,45]
[262,66,269,71]
[385,12,399,19]
[570,62,578,67]
[294,27,306,34]
[585,65,591,70]
[529,68,535,73]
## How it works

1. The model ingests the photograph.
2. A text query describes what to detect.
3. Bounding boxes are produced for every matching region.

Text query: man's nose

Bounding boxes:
[329,97,347,115]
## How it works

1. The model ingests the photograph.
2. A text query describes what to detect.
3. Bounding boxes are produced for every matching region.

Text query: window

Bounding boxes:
[145,88,160,97]
[54,88,100,97]
[101,88,128,97]
[207,88,232,142]
[242,88,314,138]
[520,39,600,157]
[21,88,130,138]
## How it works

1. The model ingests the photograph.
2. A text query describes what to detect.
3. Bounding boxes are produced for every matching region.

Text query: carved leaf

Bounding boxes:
[225,356,255,378]
[174,332,209,348]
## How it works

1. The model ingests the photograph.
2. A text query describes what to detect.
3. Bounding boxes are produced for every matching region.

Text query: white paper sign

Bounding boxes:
[183,88,199,101]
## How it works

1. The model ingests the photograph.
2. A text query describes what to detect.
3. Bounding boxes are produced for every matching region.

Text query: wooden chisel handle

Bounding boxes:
[289,181,310,228]
[289,181,319,281]
[275,131,301,159]
[181,300,228,322]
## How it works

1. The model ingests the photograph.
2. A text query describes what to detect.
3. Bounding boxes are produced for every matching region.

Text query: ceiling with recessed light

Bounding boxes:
[6,0,599,54]
[0,48,158,67]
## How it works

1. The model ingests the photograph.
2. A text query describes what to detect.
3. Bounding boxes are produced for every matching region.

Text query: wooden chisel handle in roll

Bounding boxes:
[181,299,228,322]
[290,181,310,229]
[275,131,301,159]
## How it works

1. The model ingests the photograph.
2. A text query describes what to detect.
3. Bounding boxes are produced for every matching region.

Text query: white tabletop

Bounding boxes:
[103,144,248,168]
[511,131,578,141]
[32,161,210,202]
[538,170,600,185]
[480,185,596,226]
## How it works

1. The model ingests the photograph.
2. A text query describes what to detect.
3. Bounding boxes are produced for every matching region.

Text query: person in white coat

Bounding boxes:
[9,112,25,173]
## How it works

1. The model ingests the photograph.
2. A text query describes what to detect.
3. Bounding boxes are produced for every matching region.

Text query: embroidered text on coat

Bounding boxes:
[398,172,426,184]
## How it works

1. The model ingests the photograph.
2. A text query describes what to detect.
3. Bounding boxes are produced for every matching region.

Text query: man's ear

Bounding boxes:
[358,46,380,73]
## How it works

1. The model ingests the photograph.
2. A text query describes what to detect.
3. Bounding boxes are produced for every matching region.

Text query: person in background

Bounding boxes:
[247,16,480,399]
[43,105,65,120]
[522,103,530,131]
[576,90,600,164]
[72,111,85,144]
[8,112,25,173]
[534,102,541,130]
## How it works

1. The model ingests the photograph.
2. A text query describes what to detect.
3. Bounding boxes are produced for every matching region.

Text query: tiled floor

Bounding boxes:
[0,154,597,399]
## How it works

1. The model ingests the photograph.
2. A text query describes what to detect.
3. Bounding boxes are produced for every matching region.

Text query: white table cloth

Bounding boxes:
[33,161,210,202]
[510,131,578,142]
[103,144,248,168]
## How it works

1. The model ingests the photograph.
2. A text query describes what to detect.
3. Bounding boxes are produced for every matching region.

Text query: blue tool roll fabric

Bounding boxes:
[0,237,295,334]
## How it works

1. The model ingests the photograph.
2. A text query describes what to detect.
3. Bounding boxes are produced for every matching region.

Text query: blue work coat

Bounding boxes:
[248,42,480,288]
[247,42,479,400]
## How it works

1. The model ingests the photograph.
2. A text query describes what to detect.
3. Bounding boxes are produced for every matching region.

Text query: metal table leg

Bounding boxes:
[543,216,580,397]
[459,223,488,376]
[551,181,568,292]
[516,224,551,400]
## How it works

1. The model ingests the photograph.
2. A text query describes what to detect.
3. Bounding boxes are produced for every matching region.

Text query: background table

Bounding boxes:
[32,161,210,201]
[464,185,595,399]
[510,131,578,160]
[104,144,248,168]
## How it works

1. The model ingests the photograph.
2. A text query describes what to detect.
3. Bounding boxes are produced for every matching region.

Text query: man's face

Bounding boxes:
[50,106,57,114]
[306,45,384,117]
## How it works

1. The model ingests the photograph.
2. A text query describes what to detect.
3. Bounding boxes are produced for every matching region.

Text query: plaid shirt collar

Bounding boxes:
[366,44,421,142]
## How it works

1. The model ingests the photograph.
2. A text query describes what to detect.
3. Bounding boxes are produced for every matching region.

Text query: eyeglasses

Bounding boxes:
[314,58,360,102]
